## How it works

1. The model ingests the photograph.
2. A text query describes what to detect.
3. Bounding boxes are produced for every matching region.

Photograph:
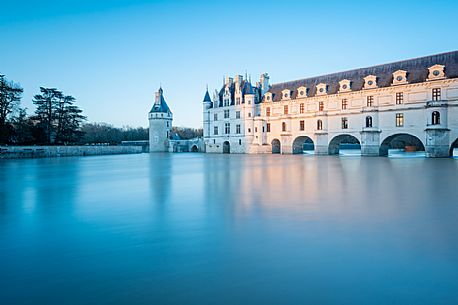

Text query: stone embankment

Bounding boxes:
[0,146,143,159]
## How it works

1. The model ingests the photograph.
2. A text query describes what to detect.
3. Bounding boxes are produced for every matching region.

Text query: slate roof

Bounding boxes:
[266,50,458,102]
[215,80,261,107]
[150,88,172,113]
[202,90,212,103]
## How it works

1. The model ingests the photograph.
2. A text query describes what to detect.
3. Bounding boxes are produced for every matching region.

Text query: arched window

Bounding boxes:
[432,111,440,125]
[366,116,373,128]
[317,120,323,130]
[282,122,286,132]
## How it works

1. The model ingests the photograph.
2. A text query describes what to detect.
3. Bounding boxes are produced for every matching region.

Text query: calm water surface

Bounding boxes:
[1,153,458,305]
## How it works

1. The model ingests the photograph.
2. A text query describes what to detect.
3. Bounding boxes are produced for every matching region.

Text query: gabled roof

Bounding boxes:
[266,50,458,101]
[150,88,172,114]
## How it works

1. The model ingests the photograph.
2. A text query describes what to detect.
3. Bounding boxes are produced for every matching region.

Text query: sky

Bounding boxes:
[1,0,458,128]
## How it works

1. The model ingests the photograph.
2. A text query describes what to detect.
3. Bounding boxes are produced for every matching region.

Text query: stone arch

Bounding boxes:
[223,141,230,154]
[328,134,361,155]
[292,136,314,154]
[191,145,198,152]
[379,133,425,156]
[271,139,281,154]
[450,138,458,157]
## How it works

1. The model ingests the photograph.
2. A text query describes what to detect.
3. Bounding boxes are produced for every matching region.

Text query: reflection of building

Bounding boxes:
[203,51,458,157]
[148,87,204,152]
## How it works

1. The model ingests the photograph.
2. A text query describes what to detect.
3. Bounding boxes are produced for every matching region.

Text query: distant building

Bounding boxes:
[202,50,458,157]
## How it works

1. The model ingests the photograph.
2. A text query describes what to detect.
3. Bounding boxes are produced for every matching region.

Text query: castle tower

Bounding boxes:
[202,88,212,140]
[149,87,173,152]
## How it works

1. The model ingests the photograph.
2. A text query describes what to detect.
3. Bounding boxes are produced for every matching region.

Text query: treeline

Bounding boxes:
[80,124,203,144]
[0,74,85,145]
[81,123,149,144]
[171,126,203,139]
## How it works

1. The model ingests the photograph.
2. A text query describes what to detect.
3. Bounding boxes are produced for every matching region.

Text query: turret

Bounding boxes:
[202,88,212,139]
[149,87,173,152]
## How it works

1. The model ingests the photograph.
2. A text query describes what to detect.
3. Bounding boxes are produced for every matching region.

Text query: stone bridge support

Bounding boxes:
[360,128,381,156]
[314,132,329,155]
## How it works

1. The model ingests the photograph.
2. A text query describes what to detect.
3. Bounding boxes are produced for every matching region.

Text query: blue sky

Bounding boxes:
[1,0,458,128]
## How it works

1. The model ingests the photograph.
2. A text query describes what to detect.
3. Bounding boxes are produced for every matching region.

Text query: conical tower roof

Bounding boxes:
[149,87,172,114]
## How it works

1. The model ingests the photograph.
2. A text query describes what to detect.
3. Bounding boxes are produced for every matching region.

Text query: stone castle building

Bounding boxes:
[202,50,458,157]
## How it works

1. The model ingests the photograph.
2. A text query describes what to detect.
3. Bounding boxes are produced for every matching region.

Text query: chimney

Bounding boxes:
[260,73,270,95]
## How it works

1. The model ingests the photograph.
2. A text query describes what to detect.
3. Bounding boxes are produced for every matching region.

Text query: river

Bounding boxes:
[1,153,458,305]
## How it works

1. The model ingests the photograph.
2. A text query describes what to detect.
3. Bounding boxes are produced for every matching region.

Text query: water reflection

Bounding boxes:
[1,154,458,305]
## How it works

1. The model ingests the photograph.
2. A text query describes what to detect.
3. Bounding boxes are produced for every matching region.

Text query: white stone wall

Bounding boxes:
[205,77,458,157]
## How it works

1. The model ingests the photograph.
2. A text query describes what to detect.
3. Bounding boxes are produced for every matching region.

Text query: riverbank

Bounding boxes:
[0,145,143,159]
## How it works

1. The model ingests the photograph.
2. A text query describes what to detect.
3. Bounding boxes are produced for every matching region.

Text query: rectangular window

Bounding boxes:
[236,124,241,134]
[396,92,403,105]
[255,127,257,132]
[236,111,240,119]
[342,99,348,110]
[214,113,218,121]
[300,103,304,114]
[266,107,271,117]
[432,88,441,101]
[367,96,374,107]
[319,101,324,112]
[224,99,230,106]
[341,117,348,129]
[284,105,289,115]
[266,123,271,132]
[299,120,305,131]
[396,113,404,127]
[224,110,229,119]
[236,97,241,105]
[248,113,251,118]
[225,123,230,134]
[282,122,286,132]
[213,126,218,135]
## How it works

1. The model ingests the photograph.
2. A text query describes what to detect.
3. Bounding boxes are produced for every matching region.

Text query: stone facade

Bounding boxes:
[203,51,458,157]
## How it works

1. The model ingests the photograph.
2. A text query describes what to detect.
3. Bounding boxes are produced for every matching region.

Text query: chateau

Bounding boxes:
[202,50,458,157]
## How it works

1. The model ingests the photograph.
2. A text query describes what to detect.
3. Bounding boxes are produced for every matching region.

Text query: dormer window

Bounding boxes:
[392,70,408,85]
[264,92,273,102]
[339,79,351,93]
[316,83,327,96]
[297,86,307,98]
[427,64,446,80]
[282,89,291,100]
[363,75,378,89]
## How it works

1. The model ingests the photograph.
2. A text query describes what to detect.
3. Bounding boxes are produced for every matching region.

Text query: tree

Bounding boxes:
[0,75,23,143]
[33,87,85,144]
[11,108,35,144]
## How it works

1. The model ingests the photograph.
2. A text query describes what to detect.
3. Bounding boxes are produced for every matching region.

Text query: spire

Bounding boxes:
[203,87,212,103]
